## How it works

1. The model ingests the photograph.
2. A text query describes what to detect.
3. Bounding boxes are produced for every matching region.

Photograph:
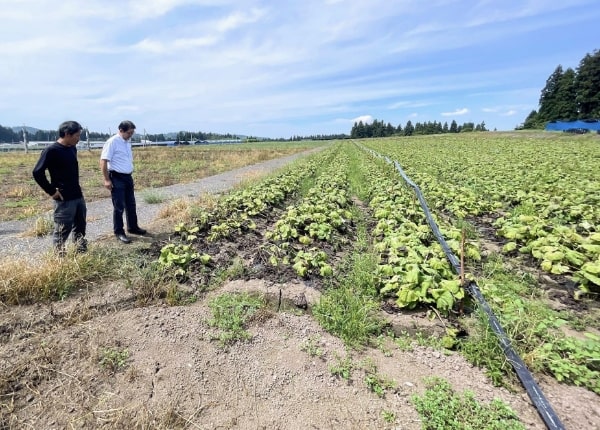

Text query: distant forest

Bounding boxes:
[0,126,249,144]
[350,119,487,138]
[520,49,600,129]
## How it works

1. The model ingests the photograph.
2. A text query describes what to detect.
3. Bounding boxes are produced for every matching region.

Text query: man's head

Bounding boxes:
[57,121,83,146]
[118,120,136,140]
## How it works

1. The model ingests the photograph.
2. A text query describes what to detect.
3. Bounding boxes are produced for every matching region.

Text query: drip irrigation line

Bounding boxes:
[366,147,565,430]
[466,282,565,430]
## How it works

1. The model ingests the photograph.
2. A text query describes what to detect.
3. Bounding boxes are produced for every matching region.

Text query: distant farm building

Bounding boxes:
[545,119,600,133]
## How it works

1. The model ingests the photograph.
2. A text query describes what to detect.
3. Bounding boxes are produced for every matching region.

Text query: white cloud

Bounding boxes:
[216,8,266,32]
[389,101,432,109]
[352,115,374,124]
[442,108,469,117]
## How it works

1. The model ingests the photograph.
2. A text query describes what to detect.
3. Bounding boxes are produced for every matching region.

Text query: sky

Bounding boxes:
[0,0,598,138]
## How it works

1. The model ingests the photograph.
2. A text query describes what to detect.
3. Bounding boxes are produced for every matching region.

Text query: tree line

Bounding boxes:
[520,49,600,129]
[350,119,488,139]
[0,125,245,144]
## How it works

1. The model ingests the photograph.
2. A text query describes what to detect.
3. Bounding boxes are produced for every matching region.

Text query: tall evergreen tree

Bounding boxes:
[404,120,414,136]
[555,68,578,120]
[522,110,540,129]
[575,50,600,119]
[449,120,458,133]
[0,125,19,142]
[386,122,395,136]
[538,65,564,122]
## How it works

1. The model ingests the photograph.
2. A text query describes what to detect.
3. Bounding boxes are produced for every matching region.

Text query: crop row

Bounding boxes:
[355,147,480,312]
[263,148,353,277]
[158,149,331,272]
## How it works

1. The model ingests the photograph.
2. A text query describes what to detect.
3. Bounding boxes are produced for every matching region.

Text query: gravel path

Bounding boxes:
[0,150,317,260]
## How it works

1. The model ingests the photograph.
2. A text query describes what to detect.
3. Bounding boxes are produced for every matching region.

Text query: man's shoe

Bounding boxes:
[76,239,88,253]
[116,234,131,244]
[127,227,147,235]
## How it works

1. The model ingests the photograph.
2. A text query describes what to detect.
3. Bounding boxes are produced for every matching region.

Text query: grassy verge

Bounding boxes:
[0,244,177,306]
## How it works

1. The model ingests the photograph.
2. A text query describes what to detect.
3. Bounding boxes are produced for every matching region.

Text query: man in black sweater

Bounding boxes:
[32,120,87,255]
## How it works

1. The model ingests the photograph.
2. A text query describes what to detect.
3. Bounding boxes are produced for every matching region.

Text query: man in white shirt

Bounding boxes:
[100,120,147,244]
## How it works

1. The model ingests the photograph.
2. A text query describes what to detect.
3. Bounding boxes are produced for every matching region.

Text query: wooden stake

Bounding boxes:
[460,228,465,286]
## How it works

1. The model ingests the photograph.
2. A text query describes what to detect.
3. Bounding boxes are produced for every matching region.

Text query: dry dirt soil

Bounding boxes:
[1,154,599,429]
[2,242,599,430]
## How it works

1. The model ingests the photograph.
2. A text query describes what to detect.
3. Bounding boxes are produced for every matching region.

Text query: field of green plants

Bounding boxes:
[2,133,599,428]
[155,133,599,395]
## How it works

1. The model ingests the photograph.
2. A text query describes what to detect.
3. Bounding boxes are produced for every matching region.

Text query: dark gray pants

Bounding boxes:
[53,197,87,251]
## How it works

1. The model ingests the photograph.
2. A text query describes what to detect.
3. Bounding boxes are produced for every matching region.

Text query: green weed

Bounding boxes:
[361,357,396,398]
[300,335,324,358]
[207,292,265,345]
[99,347,129,373]
[313,210,386,347]
[142,189,166,204]
[328,353,355,381]
[381,410,396,424]
[412,377,525,430]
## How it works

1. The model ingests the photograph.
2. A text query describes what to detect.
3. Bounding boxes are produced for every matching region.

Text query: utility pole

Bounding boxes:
[85,127,91,151]
[22,125,29,154]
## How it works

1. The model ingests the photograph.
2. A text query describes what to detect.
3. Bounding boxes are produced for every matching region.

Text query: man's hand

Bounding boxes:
[104,179,113,190]
[52,188,64,201]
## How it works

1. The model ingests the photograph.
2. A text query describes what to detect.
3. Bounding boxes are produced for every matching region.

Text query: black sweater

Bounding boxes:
[32,142,83,201]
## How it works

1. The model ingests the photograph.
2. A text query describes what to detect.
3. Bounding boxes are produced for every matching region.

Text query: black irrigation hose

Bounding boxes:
[369,149,565,430]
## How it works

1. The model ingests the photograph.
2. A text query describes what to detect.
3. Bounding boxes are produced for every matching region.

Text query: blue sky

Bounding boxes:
[0,0,598,138]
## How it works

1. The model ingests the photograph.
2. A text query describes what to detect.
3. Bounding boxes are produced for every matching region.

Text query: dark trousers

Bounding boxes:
[109,172,139,235]
[53,197,87,250]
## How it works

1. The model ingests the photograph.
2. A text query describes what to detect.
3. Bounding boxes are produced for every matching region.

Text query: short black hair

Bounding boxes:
[58,121,83,138]
[118,120,136,132]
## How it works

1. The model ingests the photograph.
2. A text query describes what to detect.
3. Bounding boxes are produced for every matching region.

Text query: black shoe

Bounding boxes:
[127,227,147,235]
[116,234,131,244]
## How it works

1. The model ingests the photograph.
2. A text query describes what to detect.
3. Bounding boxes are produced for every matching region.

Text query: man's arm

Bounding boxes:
[32,150,63,200]
[100,159,112,190]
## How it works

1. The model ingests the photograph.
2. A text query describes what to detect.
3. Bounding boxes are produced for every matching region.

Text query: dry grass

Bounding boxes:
[0,143,319,221]
[6,185,36,199]
[157,198,195,223]
[0,244,129,305]
[20,214,54,237]
[157,192,219,225]
[0,253,86,305]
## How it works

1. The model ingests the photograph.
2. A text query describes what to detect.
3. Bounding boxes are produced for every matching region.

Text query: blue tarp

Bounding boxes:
[545,119,600,131]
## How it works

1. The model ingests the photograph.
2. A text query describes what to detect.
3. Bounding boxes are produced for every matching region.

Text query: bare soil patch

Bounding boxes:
[2,271,599,429]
